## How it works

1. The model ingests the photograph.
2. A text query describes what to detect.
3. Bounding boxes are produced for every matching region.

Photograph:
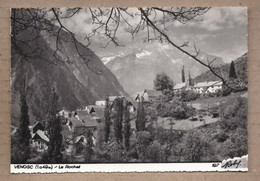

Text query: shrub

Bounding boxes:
[135,131,152,161]
[217,131,229,142]
[220,97,247,131]
[223,128,247,158]
[180,90,199,102]
[147,141,167,162]
[222,86,232,96]
[182,131,211,162]
[170,100,196,120]
[223,105,236,118]
[109,142,126,162]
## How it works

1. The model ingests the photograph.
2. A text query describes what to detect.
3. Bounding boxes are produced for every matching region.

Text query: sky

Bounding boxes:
[61,7,248,63]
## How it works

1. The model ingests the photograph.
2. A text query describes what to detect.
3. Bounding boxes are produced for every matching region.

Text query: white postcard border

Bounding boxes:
[10,155,248,173]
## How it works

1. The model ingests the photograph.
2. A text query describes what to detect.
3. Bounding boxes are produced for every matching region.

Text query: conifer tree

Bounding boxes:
[136,96,146,131]
[188,70,192,86]
[123,102,131,151]
[85,130,93,162]
[15,78,31,163]
[104,97,111,143]
[182,65,185,83]
[229,60,237,79]
[114,98,123,143]
[47,88,63,163]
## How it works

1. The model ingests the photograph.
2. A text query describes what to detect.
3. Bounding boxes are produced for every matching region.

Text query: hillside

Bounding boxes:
[193,53,247,83]
[103,43,224,95]
[11,25,126,126]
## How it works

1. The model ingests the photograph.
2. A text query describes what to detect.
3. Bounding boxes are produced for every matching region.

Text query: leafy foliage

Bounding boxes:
[104,97,111,143]
[85,130,94,162]
[47,88,63,163]
[153,97,195,119]
[229,60,237,79]
[12,80,31,164]
[182,65,185,83]
[123,103,131,151]
[179,90,199,102]
[136,97,146,131]
[146,141,167,162]
[194,53,247,85]
[154,72,174,92]
[182,131,212,162]
[113,98,123,143]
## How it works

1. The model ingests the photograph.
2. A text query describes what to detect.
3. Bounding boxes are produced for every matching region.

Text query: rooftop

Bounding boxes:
[173,82,186,90]
[144,89,163,97]
[193,81,223,88]
[32,130,49,142]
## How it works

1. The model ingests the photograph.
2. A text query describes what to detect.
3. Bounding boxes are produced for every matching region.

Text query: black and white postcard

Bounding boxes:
[10,7,248,173]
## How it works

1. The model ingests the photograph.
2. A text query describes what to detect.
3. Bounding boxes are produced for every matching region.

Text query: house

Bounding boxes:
[108,96,124,102]
[90,107,104,122]
[94,96,137,116]
[132,89,162,103]
[31,130,49,152]
[143,89,163,102]
[86,105,104,121]
[75,134,97,146]
[132,91,144,102]
[59,109,71,118]
[95,96,125,107]
[69,116,98,132]
[193,81,223,94]
[124,96,138,112]
[30,121,45,134]
[173,82,187,93]
[66,110,99,138]
[95,100,106,107]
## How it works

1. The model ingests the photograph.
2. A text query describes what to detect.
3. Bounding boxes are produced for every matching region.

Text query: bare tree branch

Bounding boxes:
[11,7,245,91]
[139,7,238,91]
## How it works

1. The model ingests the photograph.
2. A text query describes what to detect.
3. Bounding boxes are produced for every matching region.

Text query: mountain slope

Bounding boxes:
[193,53,247,83]
[103,44,224,95]
[11,26,126,126]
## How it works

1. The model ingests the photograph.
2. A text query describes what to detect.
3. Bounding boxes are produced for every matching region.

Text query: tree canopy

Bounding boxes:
[154,72,174,92]
[229,61,237,79]
[182,66,185,83]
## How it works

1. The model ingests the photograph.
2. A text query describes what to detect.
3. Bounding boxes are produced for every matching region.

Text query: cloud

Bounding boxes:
[59,7,247,63]
[196,7,247,32]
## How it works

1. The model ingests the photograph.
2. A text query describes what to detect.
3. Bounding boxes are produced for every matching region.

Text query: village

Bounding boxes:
[9,7,248,171]
[10,51,249,164]
[11,74,239,157]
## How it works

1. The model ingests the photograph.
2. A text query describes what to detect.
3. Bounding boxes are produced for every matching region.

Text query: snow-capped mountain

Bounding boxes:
[101,43,224,95]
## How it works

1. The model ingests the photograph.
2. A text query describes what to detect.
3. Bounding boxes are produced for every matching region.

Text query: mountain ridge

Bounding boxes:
[193,53,247,83]
[103,44,224,95]
[11,25,126,126]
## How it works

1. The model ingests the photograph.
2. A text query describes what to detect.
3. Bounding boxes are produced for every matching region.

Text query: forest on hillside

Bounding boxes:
[193,53,247,84]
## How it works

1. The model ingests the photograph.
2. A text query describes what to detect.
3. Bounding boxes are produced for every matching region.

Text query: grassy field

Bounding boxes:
[156,116,219,130]
[156,91,247,131]
[189,91,247,105]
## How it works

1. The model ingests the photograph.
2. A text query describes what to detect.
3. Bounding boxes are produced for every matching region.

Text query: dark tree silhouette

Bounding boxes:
[188,70,192,86]
[47,88,63,163]
[182,65,185,83]
[229,61,237,79]
[13,78,31,163]
[85,130,94,162]
[104,97,111,143]
[136,96,146,131]
[154,72,174,92]
[123,102,131,151]
[113,98,123,143]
